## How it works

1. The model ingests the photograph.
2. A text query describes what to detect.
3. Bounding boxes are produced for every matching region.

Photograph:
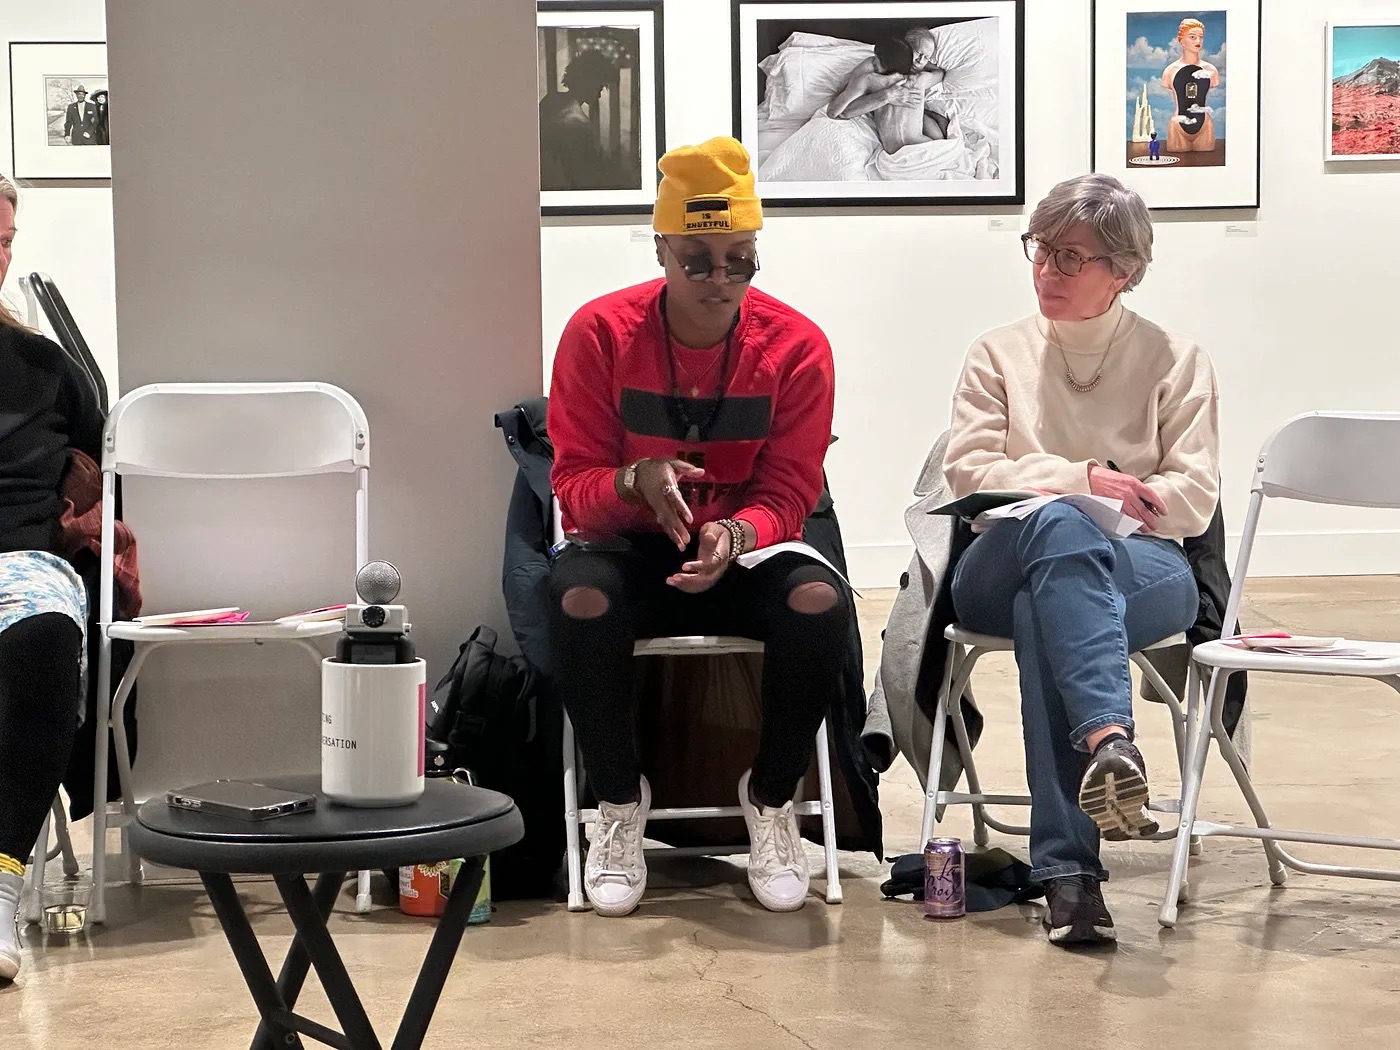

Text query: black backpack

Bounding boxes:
[425,626,564,900]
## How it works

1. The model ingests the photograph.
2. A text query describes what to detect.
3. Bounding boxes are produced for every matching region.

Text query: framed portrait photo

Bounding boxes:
[538,1,666,215]
[1092,2,1262,209]
[8,42,111,181]
[1327,21,1400,162]
[731,0,1025,208]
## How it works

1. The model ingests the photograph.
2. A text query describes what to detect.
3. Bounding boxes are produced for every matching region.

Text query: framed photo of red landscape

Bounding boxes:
[1327,21,1400,162]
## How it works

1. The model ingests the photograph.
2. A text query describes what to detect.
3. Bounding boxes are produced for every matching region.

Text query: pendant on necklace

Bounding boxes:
[686,425,701,443]
[690,386,699,398]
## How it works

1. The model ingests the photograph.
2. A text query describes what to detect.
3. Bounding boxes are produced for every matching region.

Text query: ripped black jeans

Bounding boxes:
[548,534,848,808]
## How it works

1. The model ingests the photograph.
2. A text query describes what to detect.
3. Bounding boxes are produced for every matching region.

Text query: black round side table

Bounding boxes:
[131,774,523,1050]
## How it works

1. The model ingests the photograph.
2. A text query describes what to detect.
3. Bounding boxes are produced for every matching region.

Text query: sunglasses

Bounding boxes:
[663,238,760,284]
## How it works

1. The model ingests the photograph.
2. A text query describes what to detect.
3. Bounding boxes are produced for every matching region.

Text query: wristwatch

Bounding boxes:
[618,460,645,504]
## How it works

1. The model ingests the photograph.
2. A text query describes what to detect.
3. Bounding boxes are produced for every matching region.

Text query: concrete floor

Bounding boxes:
[8,578,1400,1049]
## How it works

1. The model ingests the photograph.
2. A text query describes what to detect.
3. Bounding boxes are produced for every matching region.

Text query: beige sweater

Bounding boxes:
[944,301,1220,540]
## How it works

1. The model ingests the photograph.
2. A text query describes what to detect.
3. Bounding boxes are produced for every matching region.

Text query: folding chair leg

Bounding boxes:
[562,711,587,912]
[120,823,143,886]
[920,642,958,847]
[53,799,79,877]
[814,720,842,904]
[22,808,53,925]
[948,691,989,848]
[1161,666,1214,928]
[1210,672,1287,887]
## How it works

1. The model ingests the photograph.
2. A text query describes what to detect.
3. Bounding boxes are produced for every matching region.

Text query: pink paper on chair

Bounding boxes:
[175,611,252,625]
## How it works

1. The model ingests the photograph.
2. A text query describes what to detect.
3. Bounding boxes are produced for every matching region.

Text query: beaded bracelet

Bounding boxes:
[716,518,748,561]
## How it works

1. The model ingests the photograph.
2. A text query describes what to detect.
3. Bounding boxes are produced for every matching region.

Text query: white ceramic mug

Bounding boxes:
[321,658,426,807]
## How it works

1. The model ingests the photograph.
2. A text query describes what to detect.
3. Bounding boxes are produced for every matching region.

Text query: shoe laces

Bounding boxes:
[592,801,642,883]
[750,801,803,879]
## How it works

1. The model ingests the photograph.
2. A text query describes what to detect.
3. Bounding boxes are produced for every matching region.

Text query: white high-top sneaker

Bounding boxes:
[0,872,23,981]
[584,776,651,917]
[738,770,809,912]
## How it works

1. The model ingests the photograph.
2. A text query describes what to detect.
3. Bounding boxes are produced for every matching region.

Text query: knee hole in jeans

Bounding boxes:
[560,586,610,619]
[787,581,838,615]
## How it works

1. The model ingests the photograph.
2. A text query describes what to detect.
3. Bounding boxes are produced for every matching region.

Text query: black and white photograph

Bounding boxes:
[45,77,110,147]
[538,2,666,215]
[732,1,1024,207]
[9,42,111,180]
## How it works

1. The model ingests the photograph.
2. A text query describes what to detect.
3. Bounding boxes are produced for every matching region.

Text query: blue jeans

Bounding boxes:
[950,502,1197,882]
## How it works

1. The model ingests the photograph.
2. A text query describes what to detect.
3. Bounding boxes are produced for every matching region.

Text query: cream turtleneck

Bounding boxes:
[944,300,1220,540]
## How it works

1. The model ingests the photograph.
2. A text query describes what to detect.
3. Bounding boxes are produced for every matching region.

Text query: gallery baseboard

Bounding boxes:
[845,530,1400,593]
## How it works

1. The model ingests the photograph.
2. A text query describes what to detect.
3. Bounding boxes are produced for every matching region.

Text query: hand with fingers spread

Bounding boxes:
[1088,464,1165,532]
[666,521,733,594]
[623,458,705,550]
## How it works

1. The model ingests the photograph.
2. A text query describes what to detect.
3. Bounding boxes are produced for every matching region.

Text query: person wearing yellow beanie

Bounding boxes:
[546,137,856,917]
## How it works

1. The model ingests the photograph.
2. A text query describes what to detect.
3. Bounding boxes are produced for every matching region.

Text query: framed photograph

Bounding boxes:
[538,1,665,215]
[1327,21,1400,162]
[8,42,110,181]
[1092,2,1261,210]
[731,1,1025,208]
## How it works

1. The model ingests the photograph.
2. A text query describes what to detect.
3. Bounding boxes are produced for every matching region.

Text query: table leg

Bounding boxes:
[390,856,485,1050]
[202,873,305,1050]
[251,872,346,1050]
[276,874,383,1050]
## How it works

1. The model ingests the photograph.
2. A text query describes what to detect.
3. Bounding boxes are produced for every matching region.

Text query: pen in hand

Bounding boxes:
[1106,459,1164,517]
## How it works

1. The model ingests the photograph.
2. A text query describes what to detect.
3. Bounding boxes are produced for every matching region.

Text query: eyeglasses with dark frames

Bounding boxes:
[1021,233,1109,278]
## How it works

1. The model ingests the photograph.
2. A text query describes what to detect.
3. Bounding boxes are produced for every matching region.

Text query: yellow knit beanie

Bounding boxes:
[653,137,763,236]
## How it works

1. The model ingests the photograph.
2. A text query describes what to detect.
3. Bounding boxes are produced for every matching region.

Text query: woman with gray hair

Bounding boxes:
[943,173,1219,946]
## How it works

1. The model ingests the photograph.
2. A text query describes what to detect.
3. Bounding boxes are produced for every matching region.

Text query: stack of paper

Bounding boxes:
[1228,633,1389,659]
[929,491,1144,539]
[973,494,1144,539]
[134,605,347,627]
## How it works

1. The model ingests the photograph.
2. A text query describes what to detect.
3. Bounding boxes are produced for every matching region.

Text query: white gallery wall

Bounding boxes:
[105,0,543,794]
[542,0,1400,587]
[0,0,118,392]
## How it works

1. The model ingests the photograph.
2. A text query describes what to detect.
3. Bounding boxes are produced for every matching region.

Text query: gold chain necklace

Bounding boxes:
[1050,311,1124,394]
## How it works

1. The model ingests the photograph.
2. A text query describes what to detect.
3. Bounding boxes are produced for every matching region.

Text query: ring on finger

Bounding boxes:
[662,483,678,495]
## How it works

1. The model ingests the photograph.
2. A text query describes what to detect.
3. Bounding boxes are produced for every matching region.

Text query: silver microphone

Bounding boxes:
[347,561,407,634]
[355,561,402,605]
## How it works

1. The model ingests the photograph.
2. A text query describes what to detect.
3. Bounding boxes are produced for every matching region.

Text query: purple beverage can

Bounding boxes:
[923,837,966,919]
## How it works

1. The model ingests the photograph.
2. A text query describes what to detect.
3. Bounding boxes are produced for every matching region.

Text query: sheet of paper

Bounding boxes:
[975,493,1144,539]
[1228,638,1394,659]
[736,541,861,596]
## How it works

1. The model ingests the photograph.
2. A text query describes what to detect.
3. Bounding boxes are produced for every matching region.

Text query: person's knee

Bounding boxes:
[1023,501,1110,552]
[787,580,840,616]
[560,586,610,620]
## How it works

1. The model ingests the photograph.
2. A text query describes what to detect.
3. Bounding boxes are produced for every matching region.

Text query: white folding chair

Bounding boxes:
[1160,412,1400,928]
[90,383,372,923]
[921,624,1196,850]
[562,635,842,912]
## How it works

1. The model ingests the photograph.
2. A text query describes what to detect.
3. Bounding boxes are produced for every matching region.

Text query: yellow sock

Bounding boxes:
[0,854,23,877]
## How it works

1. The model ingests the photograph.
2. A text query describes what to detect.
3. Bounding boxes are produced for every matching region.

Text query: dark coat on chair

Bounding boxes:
[496,397,884,858]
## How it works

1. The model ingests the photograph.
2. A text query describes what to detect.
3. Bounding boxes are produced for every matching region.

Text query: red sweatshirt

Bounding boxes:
[548,279,835,549]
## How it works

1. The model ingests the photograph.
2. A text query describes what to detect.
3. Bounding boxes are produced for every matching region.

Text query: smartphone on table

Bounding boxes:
[166,780,318,821]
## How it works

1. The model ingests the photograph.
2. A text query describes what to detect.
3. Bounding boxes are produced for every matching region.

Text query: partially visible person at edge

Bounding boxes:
[0,172,104,981]
[547,137,847,917]
[944,172,1220,947]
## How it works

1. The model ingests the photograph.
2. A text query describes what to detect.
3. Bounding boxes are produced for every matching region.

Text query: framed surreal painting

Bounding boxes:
[731,0,1025,208]
[538,1,666,215]
[1327,21,1400,162]
[8,42,111,180]
[1092,2,1261,209]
